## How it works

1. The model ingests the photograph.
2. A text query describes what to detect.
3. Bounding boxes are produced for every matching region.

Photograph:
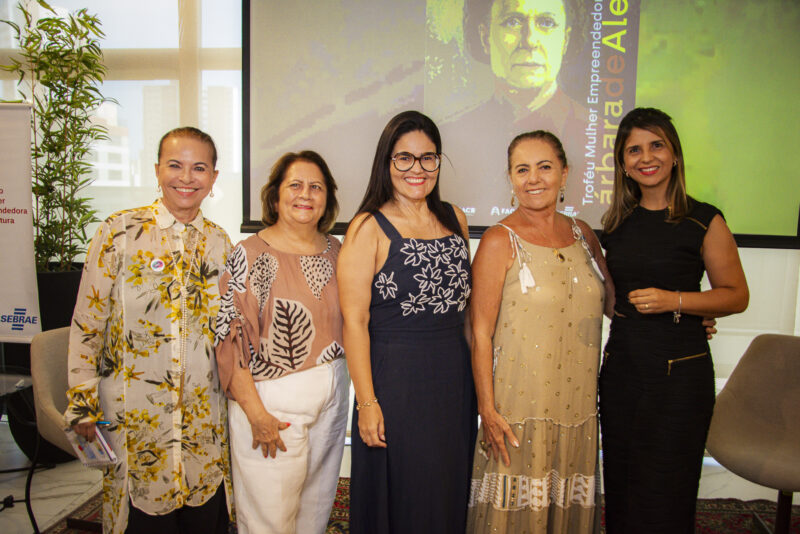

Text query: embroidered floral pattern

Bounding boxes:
[448,235,469,259]
[413,264,442,292]
[375,272,398,299]
[400,239,429,267]
[445,262,469,290]
[426,240,451,269]
[457,285,471,312]
[429,286,457,314]
[400,292,430,316]
[377,233,470,316]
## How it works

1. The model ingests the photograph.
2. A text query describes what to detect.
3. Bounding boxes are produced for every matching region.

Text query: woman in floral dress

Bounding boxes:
[66,127,233,533]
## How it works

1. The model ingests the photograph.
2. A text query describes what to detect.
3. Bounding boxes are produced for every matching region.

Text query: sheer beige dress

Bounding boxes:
[467,222,604,534]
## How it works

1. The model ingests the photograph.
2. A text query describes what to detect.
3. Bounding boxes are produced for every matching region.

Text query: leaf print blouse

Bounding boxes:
[214,234,344,392]
[65,199,233,532]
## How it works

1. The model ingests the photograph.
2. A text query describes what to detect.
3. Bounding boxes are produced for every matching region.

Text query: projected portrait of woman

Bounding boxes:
[473,0,574,110]
[436,0,589,223]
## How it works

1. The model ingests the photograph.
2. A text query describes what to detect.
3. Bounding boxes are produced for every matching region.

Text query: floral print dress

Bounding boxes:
[65,200,233,534]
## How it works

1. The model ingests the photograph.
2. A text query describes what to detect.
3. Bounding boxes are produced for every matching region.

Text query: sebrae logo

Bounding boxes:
[1,307,39,331]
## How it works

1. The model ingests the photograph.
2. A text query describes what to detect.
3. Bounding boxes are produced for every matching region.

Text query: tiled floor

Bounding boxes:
[0,419,102,533]
[0,421,792,534]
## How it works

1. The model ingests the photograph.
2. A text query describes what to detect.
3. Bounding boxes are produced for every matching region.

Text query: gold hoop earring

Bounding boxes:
[157,183,162,194]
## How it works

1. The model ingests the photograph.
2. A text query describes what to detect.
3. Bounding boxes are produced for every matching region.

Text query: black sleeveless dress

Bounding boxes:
[349,209,477,534]
[599,199,722,534]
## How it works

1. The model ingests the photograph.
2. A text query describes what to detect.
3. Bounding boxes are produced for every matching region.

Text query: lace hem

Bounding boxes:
[469,470,596,511]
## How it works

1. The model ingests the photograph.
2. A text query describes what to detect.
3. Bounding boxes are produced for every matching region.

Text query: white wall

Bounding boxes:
[706,247,800,388]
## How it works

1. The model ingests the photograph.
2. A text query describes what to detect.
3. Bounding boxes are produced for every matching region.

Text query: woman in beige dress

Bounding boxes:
[467,131,613,533]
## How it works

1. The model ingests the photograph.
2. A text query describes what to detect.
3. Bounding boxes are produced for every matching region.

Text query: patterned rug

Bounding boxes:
[45,478,799,533]
[43,479,351,534]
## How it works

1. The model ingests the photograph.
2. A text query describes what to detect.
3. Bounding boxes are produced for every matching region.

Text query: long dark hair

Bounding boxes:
[355,110,463,238]
[602,107,689,234]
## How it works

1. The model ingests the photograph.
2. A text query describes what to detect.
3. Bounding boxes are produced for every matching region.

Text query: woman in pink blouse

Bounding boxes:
[214,151,348,534]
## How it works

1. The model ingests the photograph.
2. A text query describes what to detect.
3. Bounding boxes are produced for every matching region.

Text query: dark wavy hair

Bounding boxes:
[157,126,218,167]
[355,110,463,238]
[507,130,568,171]
[463,0,585,70]
[260,150,339,233]
[602,107,689,234]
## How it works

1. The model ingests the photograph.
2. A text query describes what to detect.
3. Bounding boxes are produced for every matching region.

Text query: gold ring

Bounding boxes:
[644,303,649,309]
[480,440,490,451]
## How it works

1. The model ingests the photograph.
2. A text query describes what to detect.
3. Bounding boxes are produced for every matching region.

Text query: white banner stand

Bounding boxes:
[0,103,41,343]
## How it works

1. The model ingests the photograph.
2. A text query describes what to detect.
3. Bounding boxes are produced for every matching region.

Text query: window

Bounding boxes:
[0,0,245,242]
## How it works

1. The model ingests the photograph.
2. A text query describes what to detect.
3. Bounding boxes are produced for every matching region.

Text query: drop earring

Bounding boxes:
[209,188,215,198]
[157,183,162,194]
[559,186,565,203]
[510,190,516,207]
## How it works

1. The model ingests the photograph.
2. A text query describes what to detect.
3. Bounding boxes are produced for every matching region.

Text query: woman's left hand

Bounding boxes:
[249,408,290,459]
[628,288,679,315]
[702,317,718,339]
[73,422,96,442]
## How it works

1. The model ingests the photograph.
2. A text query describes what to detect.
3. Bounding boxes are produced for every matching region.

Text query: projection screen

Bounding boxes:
[244,0,800,246]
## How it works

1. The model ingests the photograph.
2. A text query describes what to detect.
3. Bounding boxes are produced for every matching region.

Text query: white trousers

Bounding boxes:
[229,358,349,534]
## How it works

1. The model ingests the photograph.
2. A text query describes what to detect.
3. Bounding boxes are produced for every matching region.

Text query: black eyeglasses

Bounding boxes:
[391,152,441,172]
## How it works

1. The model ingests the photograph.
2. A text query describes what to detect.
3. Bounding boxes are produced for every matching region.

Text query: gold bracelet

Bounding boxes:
[356,398,379,411]
[673,290,682,324]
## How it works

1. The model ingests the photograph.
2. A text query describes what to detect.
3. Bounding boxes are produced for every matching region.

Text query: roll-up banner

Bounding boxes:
[0,103,41,343]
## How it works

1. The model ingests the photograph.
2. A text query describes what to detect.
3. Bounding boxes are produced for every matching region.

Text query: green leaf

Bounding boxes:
[1,0,111,271]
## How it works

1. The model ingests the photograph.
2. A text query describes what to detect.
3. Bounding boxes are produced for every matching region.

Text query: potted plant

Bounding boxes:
[2,0,111,330]
[1,0,112,463]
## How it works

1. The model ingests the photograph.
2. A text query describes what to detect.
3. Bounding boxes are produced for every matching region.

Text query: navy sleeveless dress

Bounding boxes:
[349,209,477,534]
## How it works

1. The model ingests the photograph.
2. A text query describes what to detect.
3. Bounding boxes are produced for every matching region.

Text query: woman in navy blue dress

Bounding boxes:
[338,110,477,534]
[599,108,749,533]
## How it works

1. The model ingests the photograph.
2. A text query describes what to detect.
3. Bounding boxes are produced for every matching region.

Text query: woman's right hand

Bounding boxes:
[479,409,518,467]
[248,408,290,458]
[73,422,96,443]
[357,403,387,448]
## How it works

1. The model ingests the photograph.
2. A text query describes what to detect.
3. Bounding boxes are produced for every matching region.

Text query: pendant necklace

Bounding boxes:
[534,223,566,263]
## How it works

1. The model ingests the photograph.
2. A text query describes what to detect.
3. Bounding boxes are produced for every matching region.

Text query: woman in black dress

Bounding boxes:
[338,111,476,533]
[599,107,749,533]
